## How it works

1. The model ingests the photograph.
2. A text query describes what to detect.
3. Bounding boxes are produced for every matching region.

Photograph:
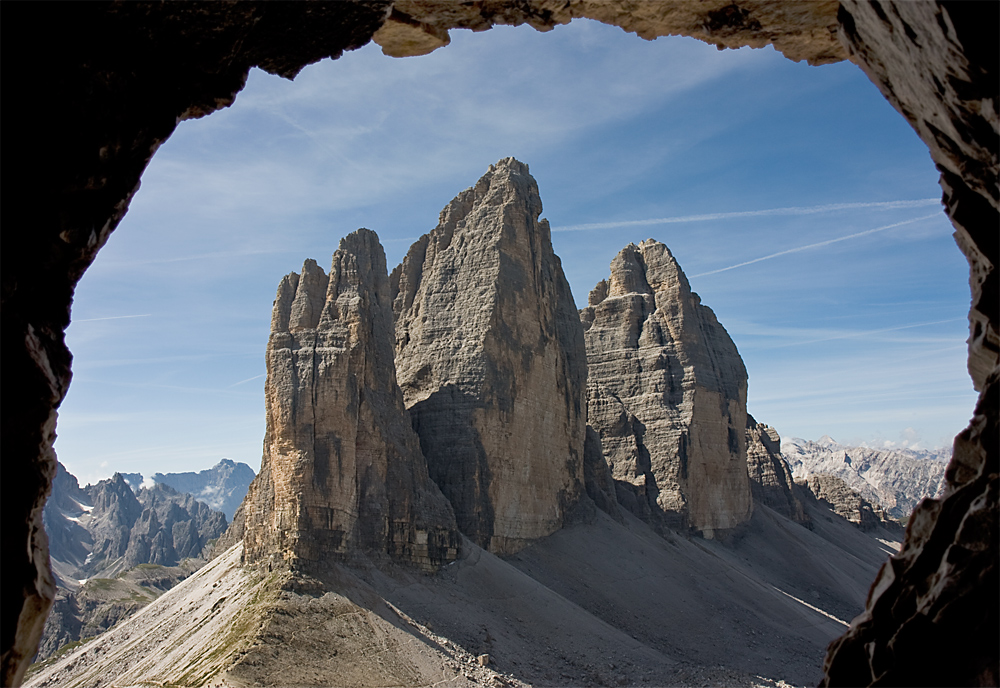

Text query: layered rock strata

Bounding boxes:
[240,229,459,571]
[745,415,807,524]
[391,158,587,554]
[800,474,893,532]
[581,240,752,535]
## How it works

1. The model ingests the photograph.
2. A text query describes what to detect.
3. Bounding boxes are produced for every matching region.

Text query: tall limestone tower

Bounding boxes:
[391,158,588,554]
[581,240,753,535]
[240,229,460,571]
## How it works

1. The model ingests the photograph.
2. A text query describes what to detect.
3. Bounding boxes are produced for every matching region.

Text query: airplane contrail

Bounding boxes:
[551,198,941,233]
[73,314,152,322]
[689,213,941,278]
[228,373,267,388]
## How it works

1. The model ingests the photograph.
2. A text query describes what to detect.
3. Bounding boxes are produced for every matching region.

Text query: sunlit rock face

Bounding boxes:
[391,158,587,555]
[745,415,808,525]
[581,240,752,535]
[240,229,459,572]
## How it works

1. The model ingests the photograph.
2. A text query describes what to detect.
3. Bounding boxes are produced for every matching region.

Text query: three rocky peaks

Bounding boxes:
[233,157,800,571]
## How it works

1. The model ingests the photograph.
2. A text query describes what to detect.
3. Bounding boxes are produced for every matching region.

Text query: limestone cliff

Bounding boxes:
[240,229,459,571]
[391,158,587,554]
[745,415,808,524]
[581,240,752,535]
[799,474,896,532]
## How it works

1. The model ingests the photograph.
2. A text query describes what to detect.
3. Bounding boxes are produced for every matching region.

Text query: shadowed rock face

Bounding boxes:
[4,2,996,685]
[745,415,808,525]
[581,240,752,536]
[391,158,587,554]
[239,229,459,572]
[801,474,893,532]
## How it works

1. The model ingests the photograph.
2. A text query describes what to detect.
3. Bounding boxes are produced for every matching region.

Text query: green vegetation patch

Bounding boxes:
[85,578,118,591]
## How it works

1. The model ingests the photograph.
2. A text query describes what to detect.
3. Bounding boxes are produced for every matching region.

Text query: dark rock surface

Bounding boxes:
[799,474,895,532]
[237,229,460,571]
[745,415,808,525]
[821,3,999,684]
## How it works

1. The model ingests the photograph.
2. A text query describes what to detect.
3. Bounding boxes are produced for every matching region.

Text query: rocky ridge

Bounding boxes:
[44,465,227,587]
[745,415,808,525]
[237,228,460,571]
[391,158,588,554]
[38,463,228,662]
[580,239,752,536]
[150,459,255,521]
[799,473,897,532]
[783,435,948,519]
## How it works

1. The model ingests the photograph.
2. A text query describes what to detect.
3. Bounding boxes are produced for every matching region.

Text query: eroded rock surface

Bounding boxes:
[391,158,587,554]
[581,240,752,535]
[376,1,845,64]
[800,474,894,532]
[239,229,459,571]
[783,435,947,520]
[745,415,807,524]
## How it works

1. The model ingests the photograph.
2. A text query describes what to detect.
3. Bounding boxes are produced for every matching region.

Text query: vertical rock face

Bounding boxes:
[391,158,587,554]
[745,415,807,524]
[581,240,752,535]
[241,229,460,571]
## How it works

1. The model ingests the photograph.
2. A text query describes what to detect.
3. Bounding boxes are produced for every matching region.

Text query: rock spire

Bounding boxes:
[240,228,460,571]
[581,239,752,535]
[391,158,588,554]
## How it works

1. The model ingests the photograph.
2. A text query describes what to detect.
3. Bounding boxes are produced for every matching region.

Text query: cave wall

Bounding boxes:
[821,2,998,686]
[1,2,995,686]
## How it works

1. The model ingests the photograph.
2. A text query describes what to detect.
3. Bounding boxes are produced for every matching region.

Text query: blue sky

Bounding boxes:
[57,20,977,485]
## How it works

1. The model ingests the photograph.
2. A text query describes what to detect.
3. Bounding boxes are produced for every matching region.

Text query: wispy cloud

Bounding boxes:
[689,213,941,278]
[553,199,941,233]
[73,314,151,323]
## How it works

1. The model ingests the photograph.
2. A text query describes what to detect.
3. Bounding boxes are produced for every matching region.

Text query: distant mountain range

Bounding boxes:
[37,459,255,662]
[116,458,255,521]
[782,435,949,520]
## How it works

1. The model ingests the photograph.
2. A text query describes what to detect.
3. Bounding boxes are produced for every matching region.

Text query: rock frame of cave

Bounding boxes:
[1,2,996,686]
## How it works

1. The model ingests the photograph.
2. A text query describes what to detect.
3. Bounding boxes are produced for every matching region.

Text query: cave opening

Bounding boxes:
[57,19,974,486]
[3,3,995,686]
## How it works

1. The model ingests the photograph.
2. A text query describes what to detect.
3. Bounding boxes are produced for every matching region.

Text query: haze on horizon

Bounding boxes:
[55,19,976,486]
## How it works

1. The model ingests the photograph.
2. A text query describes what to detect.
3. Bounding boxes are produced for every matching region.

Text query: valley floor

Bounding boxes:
[25,499,899,688]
